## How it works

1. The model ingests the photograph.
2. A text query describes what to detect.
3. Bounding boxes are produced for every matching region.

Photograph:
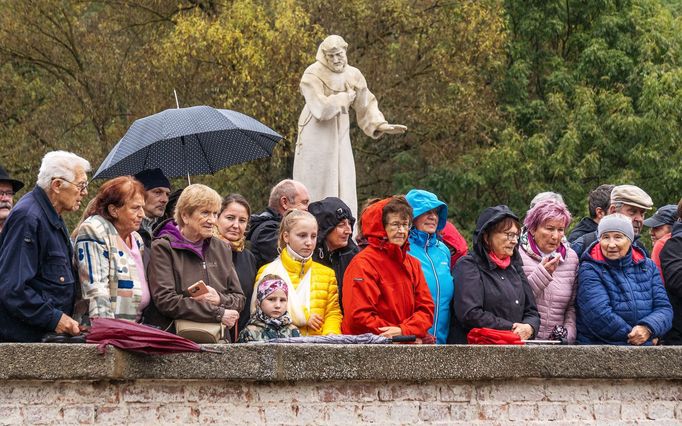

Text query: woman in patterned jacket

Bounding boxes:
[75,176,148,321]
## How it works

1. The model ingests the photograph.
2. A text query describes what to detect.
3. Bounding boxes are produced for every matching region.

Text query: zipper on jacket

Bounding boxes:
[202,261,211,288]
[424,234,440,338]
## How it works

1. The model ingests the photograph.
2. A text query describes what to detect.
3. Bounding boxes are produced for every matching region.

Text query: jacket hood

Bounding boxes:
[405,189,447,233]
[155,218,208,258]
[571,217,597,235]
[308,197,356,243]
[472,205,520,263]
[361,197,410,259]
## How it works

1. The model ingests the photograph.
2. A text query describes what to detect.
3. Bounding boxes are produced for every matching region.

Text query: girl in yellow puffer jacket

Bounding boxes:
[251,210,341,335]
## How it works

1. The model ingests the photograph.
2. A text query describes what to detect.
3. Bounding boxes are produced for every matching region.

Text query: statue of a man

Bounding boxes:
[293,35,407,218]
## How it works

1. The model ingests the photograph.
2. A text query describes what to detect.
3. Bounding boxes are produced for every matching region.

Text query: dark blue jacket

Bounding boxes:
[406,189,453,344]
[0,186,77,342]
[576,241,672,345]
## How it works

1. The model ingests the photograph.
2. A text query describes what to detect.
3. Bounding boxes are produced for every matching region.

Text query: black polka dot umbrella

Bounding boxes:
[93,106,283,181]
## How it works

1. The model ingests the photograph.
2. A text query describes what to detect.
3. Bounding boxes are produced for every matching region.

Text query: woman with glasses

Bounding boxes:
[145,184,245,339]
[448,205,540,344]
[75,176,148,321]
[519,200,579,343]
[342,196,435,342]
[405,189,454,344]
[252,209,341,335]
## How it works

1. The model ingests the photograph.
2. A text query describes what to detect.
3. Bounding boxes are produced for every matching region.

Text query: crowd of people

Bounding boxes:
[0,151,680,347]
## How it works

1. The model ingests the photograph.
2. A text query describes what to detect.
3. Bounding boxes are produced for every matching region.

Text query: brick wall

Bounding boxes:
[1,378,680,424]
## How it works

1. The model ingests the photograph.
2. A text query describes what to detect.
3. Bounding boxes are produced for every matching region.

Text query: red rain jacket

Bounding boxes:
[341,198,435,337]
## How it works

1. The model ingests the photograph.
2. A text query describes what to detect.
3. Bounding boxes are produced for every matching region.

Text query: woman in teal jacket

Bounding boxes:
[406,189,454,343]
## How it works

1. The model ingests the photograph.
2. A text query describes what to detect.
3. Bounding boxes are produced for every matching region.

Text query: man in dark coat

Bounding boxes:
[247,179,310,268]
[572,185,652,259]
[0,151,90,342]
[308,197,359,313]
[660,202,682,345]
[134,168,171,249]
[568,184,613,244]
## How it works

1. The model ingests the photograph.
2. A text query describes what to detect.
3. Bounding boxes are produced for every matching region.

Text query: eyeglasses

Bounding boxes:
[55,177,88,192]
[0,191,15,198]
[504,232,520,242]
[387,221,411,231]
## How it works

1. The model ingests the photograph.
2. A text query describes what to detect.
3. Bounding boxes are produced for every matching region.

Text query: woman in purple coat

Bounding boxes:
[519,200,579,342]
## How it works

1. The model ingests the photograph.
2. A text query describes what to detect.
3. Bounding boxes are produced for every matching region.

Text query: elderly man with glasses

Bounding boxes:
[0,151,91,342]
[0,164,24,235]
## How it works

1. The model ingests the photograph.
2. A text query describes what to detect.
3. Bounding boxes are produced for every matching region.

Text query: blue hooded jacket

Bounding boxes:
[405,189,453,344]
[576,240,672,345]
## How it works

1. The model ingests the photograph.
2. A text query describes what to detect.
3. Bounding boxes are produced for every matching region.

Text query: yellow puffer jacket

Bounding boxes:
[254,249,341,336]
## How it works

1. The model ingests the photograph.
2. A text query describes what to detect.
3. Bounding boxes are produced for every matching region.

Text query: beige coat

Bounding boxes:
[293,42,388,218]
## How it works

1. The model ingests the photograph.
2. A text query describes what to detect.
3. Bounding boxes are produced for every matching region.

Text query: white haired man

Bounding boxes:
[0,151,91,342]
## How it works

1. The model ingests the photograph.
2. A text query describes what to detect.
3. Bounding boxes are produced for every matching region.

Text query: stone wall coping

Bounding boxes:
[0,343,678,382]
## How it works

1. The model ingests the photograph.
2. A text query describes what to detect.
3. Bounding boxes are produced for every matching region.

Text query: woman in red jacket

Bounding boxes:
[341,196,435,341]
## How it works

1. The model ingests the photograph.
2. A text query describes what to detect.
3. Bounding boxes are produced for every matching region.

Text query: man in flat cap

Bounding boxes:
[0,164,24,235]
[572,184,653,259]
[134,168,171,249]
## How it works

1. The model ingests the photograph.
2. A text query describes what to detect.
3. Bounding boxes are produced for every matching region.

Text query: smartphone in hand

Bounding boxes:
[188,280,208,298]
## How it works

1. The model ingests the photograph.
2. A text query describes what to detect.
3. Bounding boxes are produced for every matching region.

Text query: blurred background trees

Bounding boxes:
[1,0,680,236]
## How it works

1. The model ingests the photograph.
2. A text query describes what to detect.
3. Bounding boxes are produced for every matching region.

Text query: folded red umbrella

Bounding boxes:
[466,327,525,345]
[86,318,203,355]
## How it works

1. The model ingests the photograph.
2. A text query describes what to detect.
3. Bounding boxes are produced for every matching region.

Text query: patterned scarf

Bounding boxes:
[255,277,293,328]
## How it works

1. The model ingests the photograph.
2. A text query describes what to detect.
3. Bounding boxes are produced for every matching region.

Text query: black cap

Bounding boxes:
[0,164,25,192]
[134,168,170,191]
[643,204,678,228]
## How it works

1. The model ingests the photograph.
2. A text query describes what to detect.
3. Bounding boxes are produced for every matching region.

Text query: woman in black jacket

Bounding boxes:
[308,197,360,313]
[216,194,257,332]
[448,205,540,344]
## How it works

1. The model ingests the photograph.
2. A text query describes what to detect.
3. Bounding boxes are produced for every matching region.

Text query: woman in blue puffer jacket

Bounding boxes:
[405,189,455,344]
[576,213,672,345]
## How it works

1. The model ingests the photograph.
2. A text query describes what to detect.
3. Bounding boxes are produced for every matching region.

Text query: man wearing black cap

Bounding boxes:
[134,168,171,248]
[0,165,24,234]
[645,204,679,274]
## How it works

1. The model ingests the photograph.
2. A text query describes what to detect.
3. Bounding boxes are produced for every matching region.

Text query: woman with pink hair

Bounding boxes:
[519,199,579,343]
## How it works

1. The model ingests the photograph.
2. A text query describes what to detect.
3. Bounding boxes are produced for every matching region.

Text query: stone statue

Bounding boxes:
[293,35,407,218]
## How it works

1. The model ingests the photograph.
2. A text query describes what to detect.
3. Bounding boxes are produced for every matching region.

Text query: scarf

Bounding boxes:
[488,250,511,269]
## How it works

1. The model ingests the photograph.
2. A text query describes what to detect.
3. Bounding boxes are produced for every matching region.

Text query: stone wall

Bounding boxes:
[0,344,681,424]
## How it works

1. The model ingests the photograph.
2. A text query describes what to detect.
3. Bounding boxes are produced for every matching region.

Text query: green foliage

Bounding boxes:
[0,0,680,240]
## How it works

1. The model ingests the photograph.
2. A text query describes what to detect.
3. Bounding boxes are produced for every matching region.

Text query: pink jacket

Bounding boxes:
[519,241,579,343]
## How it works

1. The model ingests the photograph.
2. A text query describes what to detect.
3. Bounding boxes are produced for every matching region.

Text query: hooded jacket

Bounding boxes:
[659,221,682,344]
[144,219,245,332]
[576,241,672,345]
[519,234,579,342]
[309,197,360,313]
[341,198,435,338]
[405,189,454,344]
[246,207,282,268]
[447,205,540,344]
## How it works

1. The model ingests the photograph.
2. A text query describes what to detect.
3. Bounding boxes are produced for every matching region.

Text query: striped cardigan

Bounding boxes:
[75,215,145,320]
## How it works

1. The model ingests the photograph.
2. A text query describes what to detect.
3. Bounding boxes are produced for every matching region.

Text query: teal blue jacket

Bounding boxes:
[406,189,454,344]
